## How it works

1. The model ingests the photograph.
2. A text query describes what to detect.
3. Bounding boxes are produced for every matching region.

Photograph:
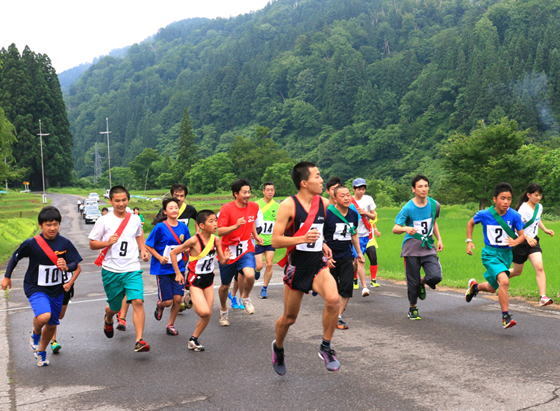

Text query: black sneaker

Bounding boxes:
[318,345,340,372]
[502,313,517,329]
[418,282,426,300]
[407,307,422,320]
[465,279,479,303]
[154,303,164,321]
[103,319,114,338]
[271,340,286,376]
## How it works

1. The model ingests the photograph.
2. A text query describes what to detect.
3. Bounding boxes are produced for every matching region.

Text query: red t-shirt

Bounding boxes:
[218,201,259,264]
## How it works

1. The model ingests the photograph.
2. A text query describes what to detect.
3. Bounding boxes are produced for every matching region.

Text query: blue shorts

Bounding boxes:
[255,244,275,255]
[156,274,184,301]
[352,236,370,258]
[219,252,256,285]
[28,292,64,325]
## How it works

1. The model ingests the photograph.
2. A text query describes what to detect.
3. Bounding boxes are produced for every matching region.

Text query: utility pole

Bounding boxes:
[99,117,112,187]
[37,120,49,203]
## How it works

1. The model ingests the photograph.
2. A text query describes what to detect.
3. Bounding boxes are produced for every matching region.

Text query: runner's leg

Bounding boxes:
[130,299,145,342]
[191,286,213,338]
[274,286,304,347]
[312,268,341,342]
[263,250,274,287]
[528,252,547,297]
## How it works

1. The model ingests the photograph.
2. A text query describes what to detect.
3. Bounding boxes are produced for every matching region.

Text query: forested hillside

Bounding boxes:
[65,0,560,196]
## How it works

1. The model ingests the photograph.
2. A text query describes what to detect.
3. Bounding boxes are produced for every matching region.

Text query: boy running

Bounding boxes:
[170,210,228,351]
[89,185,151,352]
[146,198,190,335]
[255,182,279,299]
[2,206,82,366]
[324,186,364,330]
[271,161,341,375]
[392,175,443,320]
[217,179,263,325]
[326,176,342,205]
[465,182,526,328]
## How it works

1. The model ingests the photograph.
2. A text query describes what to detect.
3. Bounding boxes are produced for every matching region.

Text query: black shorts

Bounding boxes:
[512,236,542,264]
[188,272,214,290]
[63,285,74,305]
[283,251,327,293]
[330,258,355,298]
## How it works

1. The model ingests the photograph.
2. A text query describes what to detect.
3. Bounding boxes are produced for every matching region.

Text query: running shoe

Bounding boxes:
[231,296,245,310]
[370,279,380,288]
[116,315,127,331]
[243,298,255,314]
[260,287,268,299]
[407,307,422,320]
[104,319,114,338]
[311,291,318,296]
[134,339,150,352]
[418,282,426,300]
[219,310,230,326]
[187,339,205,352]
[29,333,41,351]
[337,318,349,330]
[502,313,517,329]
[179,301,187,312]
[166,325,179,336]
[50,340,62,354]
[271,340,286,376]
[539,296,553,307]
[154,303,164,321]
[353,278,359,290]
[361,287,370,297]
[465,279,479,303]
[318,345,340,372]
[34,350,49,367]
[184,290,193,309]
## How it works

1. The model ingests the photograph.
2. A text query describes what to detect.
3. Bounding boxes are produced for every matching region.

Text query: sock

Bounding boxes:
[502,311,509,318]
[262,286,268,290]
[273,341,283,352]
[353,272,357,280]
[190,336,199,343]
[321,339,331,349]
[370,265,378,280]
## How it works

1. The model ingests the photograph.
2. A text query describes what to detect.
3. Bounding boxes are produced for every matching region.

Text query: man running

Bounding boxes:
[217,179,263,325]
[326,177,342,205]
[256,182,279,299]
[271,161,341,375]
[89,185,151,352]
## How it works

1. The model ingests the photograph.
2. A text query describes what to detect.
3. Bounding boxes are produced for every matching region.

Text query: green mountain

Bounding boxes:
[65,0,560,185]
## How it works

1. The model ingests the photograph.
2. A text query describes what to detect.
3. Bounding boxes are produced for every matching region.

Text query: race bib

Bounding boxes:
[196,252,216,274]
[333,222,353,241]
[261,220,275,235]
[413,218,432,236]
[163,245,181,263]
[229,240,249,259]
[178,218,190,226]
[486,224,510,246]
[296,223,324,252]
[38,264,71,286]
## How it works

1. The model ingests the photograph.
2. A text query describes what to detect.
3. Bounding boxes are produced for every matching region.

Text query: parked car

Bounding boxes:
[84,206,101,224]
[88,192,100,201]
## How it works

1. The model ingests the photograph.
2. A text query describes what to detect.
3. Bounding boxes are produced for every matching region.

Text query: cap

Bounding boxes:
[352,178,367,188]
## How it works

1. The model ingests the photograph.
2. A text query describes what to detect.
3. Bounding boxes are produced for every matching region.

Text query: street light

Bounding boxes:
[99,117,112,188]
[37,120,49,203]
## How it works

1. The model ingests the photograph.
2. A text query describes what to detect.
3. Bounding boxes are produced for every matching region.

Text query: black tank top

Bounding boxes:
[286,195,326,255]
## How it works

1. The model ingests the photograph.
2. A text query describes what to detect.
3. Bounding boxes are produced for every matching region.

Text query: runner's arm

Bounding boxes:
[271,198,318,248]
[392,224,415,235]
[145,245,166,264]
[170,236,197,276]
[351,233,364,263]
[538,220,554,236]
[215,237,230,264]
[136,234,150,261]
[433,221,444,251]
[64,264,81,291]
[466,218,475,254]
[508,229,525,247]
[217,218,245,237]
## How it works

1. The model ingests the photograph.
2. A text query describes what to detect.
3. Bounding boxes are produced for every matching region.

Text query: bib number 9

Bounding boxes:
[119,241,128,257]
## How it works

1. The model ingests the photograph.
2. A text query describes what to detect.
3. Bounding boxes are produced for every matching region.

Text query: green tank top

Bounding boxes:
[257,198,279,246]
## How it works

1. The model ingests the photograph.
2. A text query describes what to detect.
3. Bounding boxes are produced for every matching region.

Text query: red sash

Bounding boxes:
[351,198,372,239]
[163,221,187,262]
[34,235,59,265]
[94,213,132,266]
[278,195,322,268]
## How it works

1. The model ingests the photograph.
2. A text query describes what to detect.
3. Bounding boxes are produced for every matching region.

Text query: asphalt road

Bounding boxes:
[2,194,560,410]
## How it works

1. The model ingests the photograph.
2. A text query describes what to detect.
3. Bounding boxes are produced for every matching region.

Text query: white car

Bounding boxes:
[88,192,100,201]
[84,206,101,224]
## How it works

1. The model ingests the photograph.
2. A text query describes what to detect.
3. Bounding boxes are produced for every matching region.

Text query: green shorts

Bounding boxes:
[101,268,144,312]
[481,246,512,290]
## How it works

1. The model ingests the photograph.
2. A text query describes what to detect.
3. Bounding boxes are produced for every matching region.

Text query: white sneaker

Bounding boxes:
[34,351,49,367]
[539,296,553,306]
[218,310,230,326]
[187,339,205,352]
[361,287,370,297]
[243,298,255,314]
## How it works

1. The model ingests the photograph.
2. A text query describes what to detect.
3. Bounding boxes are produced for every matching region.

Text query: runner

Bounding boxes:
[101,207,109,216]
[392,175,444,320]
[510,183,555,306]
[271,161,341,375]
[255,182,280,299]
[324,185,364,330]
[351,178,377,296]
[50,264,82,353]
[326,177,342,205]
[133,207,145,226]
[1,206,82,366]
[88,185,151,352]
[465,182,526,328]
[145,198,190,335]
[217,179,263,325]
[170,210,228,351]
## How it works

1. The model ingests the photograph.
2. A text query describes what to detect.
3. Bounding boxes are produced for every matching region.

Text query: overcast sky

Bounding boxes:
[1,0,271,73]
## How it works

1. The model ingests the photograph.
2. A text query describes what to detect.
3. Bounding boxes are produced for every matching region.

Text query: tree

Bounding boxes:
[128,148,161,189]
[173,109,197,181]
[262,162,295,196]
[186,153,234,194]
[0,107,25,184]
